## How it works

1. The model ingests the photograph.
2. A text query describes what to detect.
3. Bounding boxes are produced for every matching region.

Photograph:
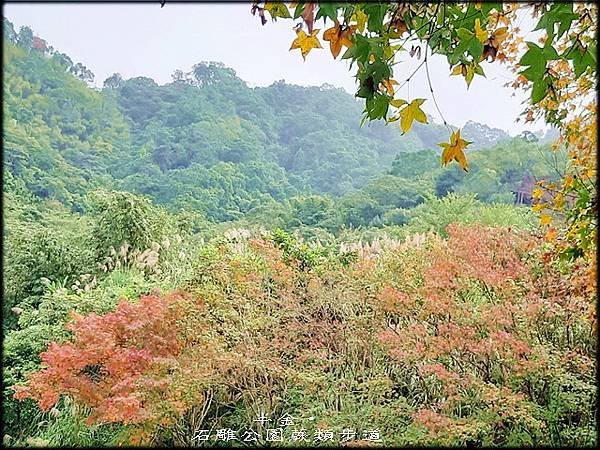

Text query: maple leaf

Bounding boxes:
[301,3,316,33]
[490,27,508,47]
[438,129,472,171]
[388,16,408,38]
[351,8,367,33]
[540,214,552,226]
[323,22,356,59]
[380,78,398,96]
[482,27,508,62]
[465,64,475,87]
[451,63,467,76]
[451,62,483,87]
[389,99,407,108]
[386,98,407,122]
[482,44,498,62]
[474,19,488,44]
[264,2,291,20]
[399,99,428,133]
[290,28,322,60]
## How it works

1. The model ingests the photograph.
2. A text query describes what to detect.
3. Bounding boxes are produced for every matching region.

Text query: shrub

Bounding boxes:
[3,208,95,332]
[13,294,194,427]
[11,225,596,447]
[402,193,535,236]
[88,190,175,260]
[2,265,157,442]
[375,225,595,446]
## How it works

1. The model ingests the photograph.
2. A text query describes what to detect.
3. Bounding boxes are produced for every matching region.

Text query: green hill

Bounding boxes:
[3,18,560,229]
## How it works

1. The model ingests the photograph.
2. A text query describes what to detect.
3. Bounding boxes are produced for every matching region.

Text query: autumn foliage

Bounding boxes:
[13,293,190,425]
[377,225,595,444]
[13,225,596,446]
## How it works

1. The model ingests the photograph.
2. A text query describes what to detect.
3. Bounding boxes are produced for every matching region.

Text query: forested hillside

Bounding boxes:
[105,69,427,220]
[3,34,129,210]
[3,19,559,226]
[5,26,424,219]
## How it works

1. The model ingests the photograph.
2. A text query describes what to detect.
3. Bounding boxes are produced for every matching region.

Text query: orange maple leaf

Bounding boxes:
[438,129,472,171]
[323,22,356,59]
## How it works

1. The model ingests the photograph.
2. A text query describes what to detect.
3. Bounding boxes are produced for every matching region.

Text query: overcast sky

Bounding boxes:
[5,1,547,135]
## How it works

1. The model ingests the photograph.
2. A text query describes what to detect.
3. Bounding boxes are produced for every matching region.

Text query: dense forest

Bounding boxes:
[2,10,596,448]
[4,18,560,229]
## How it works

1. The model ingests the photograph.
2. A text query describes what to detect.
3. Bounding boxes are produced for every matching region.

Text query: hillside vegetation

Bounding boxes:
[4,21,560,227]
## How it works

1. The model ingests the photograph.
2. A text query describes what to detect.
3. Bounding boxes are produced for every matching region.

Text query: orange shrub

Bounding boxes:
[12,225,596,446]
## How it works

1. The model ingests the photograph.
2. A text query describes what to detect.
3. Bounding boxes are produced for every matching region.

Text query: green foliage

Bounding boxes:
[270,228,337,272]
[3,39,129,210]
[3,198,95,332]
[33,402,126,448]
[3,18,559,235]
[3,260,158,442]
[110,75,424,212]
[258,3,594,123]
[88,190,174,259]
[227,136,553,236]
[402,193,535,236]
[3,21,477,224]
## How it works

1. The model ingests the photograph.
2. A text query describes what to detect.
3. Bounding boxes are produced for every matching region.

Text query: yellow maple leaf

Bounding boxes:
[451,64,465,76]
[438,129,472,172]
[264,2,291,19]
[323,22,356,59]
[540,214,552,226]
[290,28,322,60]
[390,98,407,108]
[465,64,475,87]
[474,19,488,43]
[491,27,508,46]
[399,99,428,134]
[450,63,482,88]
[351,9,367,33]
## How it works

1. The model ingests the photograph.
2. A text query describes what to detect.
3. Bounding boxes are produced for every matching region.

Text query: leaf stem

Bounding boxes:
[424,46,452,133]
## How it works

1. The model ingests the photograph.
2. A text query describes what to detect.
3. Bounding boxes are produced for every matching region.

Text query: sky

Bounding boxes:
[4,1,547,135]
